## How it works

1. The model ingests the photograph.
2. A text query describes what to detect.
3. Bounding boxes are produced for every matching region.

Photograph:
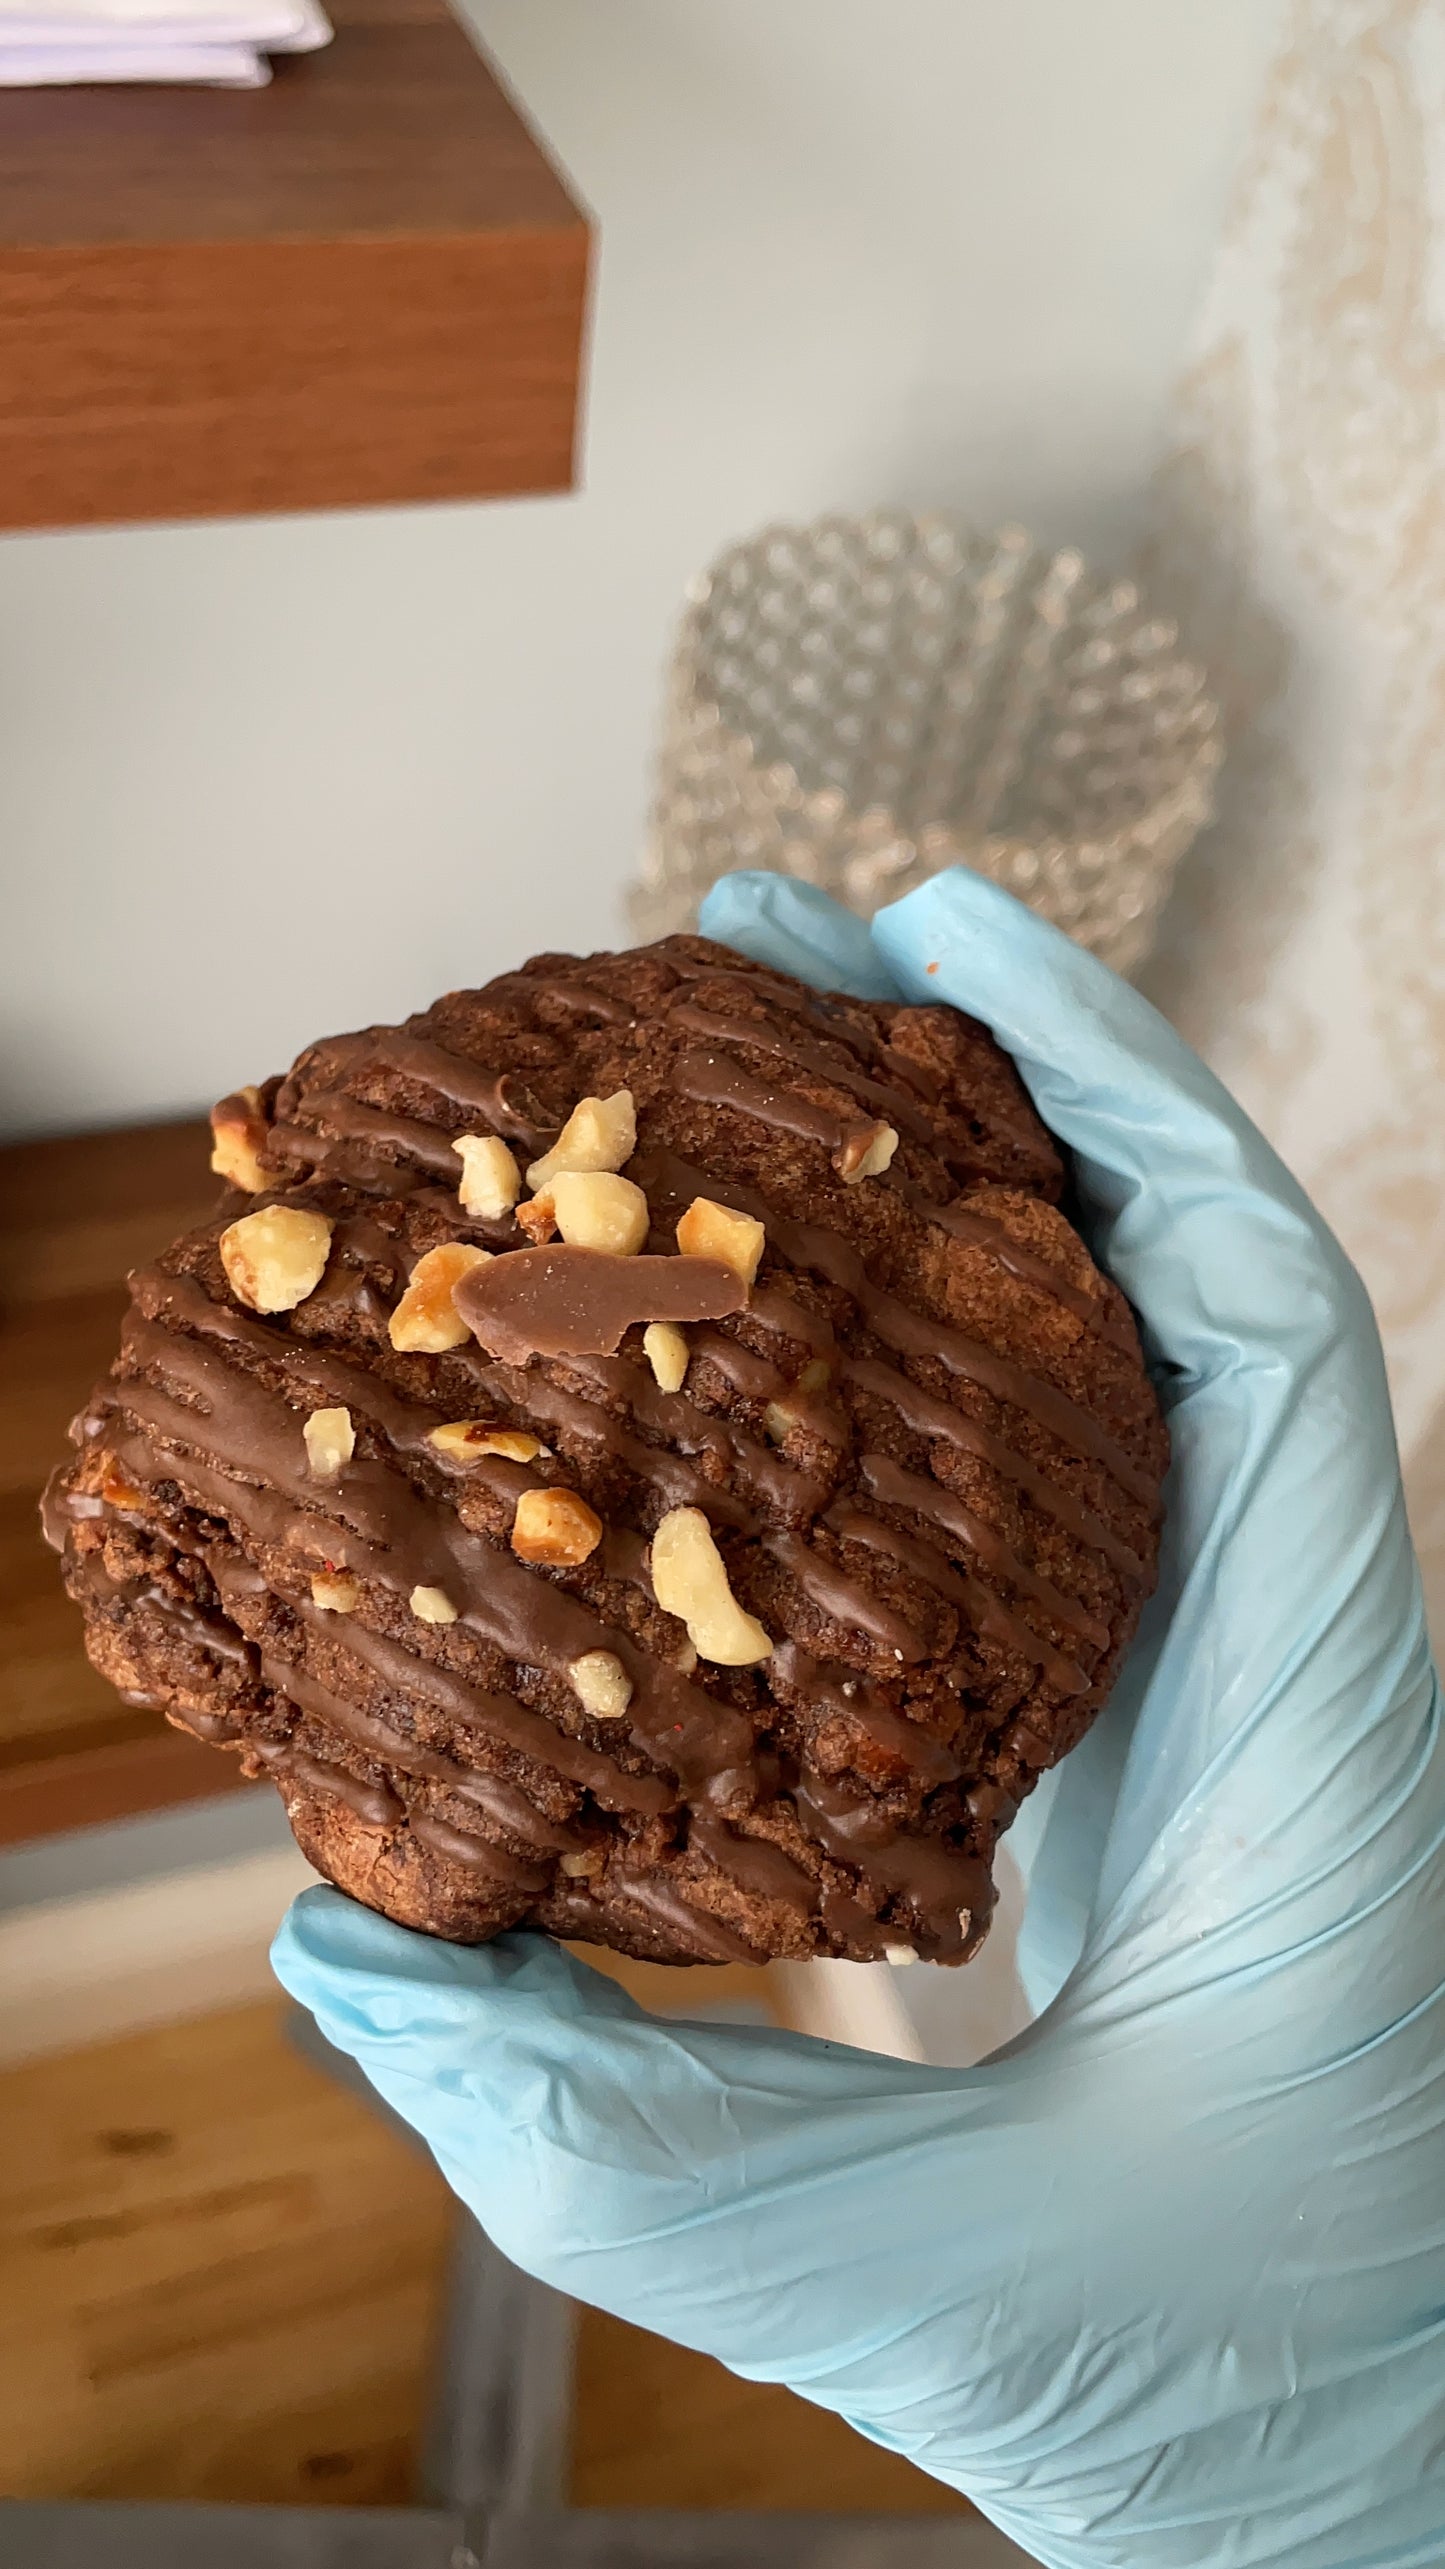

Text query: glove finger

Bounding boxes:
[698,873,902,1000]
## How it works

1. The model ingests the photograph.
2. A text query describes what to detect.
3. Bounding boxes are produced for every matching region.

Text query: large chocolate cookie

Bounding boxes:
[44,935,1166,1966]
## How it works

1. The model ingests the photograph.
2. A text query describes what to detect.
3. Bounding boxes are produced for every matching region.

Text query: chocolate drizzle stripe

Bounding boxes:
[288,1095,465,1181]
[818,1889,895,1960]
[742,1287,839,1360]
[610,1874,765,1965]
[663,954,907,1082]
[687,1329,791,1399]
[106,1323,760,1801]
[842,1356,1147,1580]
[109,1402,674,1817]
[410,1814,549,1886]
[762,1529,929,1664]
[663,952,1050,1166]
[140,1582,257,1668]
[602,1524,655,1596]
[284,1601,669,1818]
[768,1640,963,1785]
[670,1003,935,1143]
[823,1505,1088,1697]
[782,1220,1155,1506]
[167,1700,239,1740]
[858,1452,1111,1649]
[485,970,637,1028]
[363,1033,560,1143]
[267,1624,584,1854]
[132,1275,753,1588]
[327,1220,411,1288]
[131,1270,445,1458]
[792,1772,990,1948]
[634,1147,1155,1507]
[687,1816,819,1916]
[673,1049,870,1161]
[551,1350,831,1527]
[473,1359,759,1532]
[663,953,875,1031]
[254,1737,402,1831]
[898,1185,1138,1353]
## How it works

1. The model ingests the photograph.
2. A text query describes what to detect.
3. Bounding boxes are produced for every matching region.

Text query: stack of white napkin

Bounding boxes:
[0,0,331,86]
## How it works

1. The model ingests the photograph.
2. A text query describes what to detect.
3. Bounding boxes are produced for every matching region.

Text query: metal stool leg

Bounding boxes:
[420,2211,575,2518]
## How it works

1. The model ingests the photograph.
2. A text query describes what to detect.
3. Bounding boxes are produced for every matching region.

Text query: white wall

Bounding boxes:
[0,0,1281,1142]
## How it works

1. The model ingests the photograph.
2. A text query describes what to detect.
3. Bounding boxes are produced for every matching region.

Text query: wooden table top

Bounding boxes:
[0,1993,970,2515]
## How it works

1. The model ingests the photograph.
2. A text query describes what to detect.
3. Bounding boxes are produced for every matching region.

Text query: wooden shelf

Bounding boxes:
[0,0,591,529]
[0,1118,262,1848]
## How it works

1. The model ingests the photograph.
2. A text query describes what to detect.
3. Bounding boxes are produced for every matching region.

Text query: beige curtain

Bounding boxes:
[1142,0,1445,1641]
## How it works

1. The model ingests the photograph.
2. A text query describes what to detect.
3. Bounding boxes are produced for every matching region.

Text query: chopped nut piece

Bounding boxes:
[100,1464,148,1511]
[511,1486,603,1566]
[311,1571,360,1613]
[411,1584,458,1625]
[515,1189,559,1245]
[303,1406,355,1480]
[428,1421,545,1464]
[569,1650,634,1720]
[426,1419,487,1462]
[453,1133,522,1220]
[527,1090,637,1189]
[675,1196,765,1286]
[209,1085,271,1194]
[833,1120,900,1183]
[220,1206,333,1314]
[550,1170,650,1257]
[649,1505,772,1665]
[560,1849,605,1879]
[643,1320,689,1394]
[883,1942,917,1966]
[763,1401,794,1446]
[671,1639,699,1674]
[389,1242,493,1352]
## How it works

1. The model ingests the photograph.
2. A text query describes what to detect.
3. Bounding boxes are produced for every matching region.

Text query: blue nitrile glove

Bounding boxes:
[273,870,1445,2569]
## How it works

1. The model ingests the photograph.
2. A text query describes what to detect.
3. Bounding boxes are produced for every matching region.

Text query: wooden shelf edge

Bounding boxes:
[0,9,593,527]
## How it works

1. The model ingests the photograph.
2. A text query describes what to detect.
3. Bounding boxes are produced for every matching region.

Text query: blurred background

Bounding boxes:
[2,0,1275,1134]
[4,0,1442,2552]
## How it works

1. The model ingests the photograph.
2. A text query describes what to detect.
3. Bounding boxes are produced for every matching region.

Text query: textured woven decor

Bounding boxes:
[633,511,1220,979]
[1136,0,1445,1622]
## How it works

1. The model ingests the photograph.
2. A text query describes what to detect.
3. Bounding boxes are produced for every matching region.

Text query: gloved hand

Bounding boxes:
[273,869,1445,2569]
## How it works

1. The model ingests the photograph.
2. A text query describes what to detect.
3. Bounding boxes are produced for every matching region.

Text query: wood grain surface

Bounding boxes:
[0,0,590,527]
[0,1117,261,1845]
[0,2001,454,2504]
[0,1995,971,2516]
